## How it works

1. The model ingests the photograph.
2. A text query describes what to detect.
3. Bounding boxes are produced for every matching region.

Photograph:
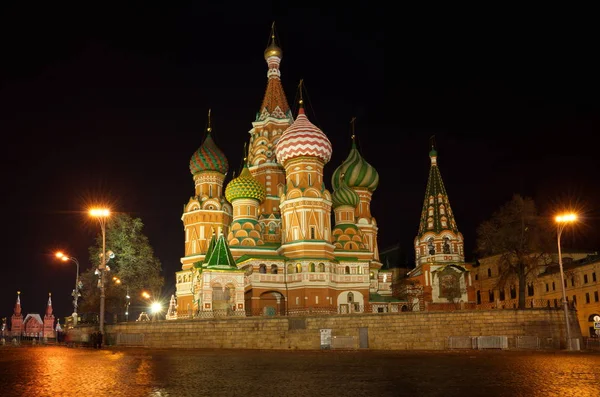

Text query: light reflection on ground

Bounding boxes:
[0,346,599,397]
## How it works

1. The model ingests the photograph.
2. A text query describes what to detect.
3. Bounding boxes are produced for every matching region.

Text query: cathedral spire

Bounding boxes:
[258,23,291,121]
[418,143,458,237]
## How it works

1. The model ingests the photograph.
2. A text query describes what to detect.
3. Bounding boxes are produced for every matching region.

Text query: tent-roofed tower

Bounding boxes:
[407,141,475,309]
[247,23,293,246]
[414,143,464,267]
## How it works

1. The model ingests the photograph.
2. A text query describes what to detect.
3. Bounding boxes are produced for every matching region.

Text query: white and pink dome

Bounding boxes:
[275,107,333,165]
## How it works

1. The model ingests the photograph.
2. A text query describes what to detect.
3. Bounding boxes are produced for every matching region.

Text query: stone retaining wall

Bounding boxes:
[75,309,581,350]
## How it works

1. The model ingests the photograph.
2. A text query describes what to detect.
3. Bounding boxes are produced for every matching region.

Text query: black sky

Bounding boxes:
[1,3,598,320]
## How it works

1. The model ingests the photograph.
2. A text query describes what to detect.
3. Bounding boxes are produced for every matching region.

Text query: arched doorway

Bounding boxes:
[258,291,286,316]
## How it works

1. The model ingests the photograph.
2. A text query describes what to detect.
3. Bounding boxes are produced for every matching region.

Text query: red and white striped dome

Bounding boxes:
[275,108,333,165]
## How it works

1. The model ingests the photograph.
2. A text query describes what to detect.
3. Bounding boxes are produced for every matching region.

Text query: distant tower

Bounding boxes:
[247,23,294,244]
[276,95,334,259]
[331,175,368,251]
[10,291,23,337]
[43,293,55,338]
[414,143,464,266]
[331,124,380,261]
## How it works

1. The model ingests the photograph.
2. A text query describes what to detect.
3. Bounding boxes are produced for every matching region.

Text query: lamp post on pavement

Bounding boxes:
[55,252,81,326]
[90,208,110,335]
[555,212,578,350]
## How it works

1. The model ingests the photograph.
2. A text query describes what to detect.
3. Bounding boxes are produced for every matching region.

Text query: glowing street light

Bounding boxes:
[555,212,578,350]
[55,252,81,326]
[89,207,111,335]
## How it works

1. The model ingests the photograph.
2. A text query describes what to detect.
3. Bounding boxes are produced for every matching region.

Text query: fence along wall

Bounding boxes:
[94,309,580,350]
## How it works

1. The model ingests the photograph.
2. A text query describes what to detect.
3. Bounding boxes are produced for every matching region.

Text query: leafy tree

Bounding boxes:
[476,194,553,309]
[78,214,164,319]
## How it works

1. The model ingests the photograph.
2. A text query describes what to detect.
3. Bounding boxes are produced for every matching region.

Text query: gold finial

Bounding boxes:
[49,292,52,296]
[264,22,282,60]
[17,291,20,295]
[298,79,304,107]
[243,142,248,163]
[207,109,212,133]
[350,117,356,140]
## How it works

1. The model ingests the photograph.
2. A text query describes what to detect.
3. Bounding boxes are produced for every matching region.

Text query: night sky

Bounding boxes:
[1,4,598,320]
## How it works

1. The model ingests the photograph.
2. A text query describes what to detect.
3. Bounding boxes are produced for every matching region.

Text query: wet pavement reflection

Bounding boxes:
[1,346,599,397]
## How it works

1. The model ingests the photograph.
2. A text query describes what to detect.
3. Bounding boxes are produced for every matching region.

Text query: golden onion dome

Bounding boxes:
[264,41,282,60]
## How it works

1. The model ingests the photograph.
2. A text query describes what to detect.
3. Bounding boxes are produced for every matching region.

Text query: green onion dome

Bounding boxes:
[189,132,229,175]
[331,178,360,208]
[225,164,266,203]
[331,140,379,192]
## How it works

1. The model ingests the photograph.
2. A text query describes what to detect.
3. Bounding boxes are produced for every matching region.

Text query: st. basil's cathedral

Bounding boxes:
[173,27,476,317]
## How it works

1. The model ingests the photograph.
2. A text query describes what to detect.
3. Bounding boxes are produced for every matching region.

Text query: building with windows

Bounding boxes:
[173,28,397,318]
[472,252,599,337]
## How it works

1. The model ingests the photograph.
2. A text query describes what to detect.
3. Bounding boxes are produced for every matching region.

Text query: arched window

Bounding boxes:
[318,263,325,272]
[370,271,375,279]
[347,292,354,303]
[443,237,451,254]
[270,264,278,274]
[309,263,316,272]
[296,263,302,273]
[287,264,294,274]
[428,238,435,255]
[345,266,351,274]
[259,264,267,274]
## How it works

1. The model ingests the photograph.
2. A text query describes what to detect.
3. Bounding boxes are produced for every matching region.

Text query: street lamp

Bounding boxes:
[555,212,578,350]
[55,252,81,326]
[89,207,110,335]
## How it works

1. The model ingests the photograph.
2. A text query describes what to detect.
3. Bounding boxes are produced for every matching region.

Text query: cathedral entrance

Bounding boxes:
[212,283,234,316]
[257,291,286,316]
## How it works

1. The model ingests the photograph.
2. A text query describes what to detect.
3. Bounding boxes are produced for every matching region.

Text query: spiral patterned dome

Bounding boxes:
[331,179,360,208]
[331,140,379,192]
[275,107,332,165]
[190,133,229,175]
[225,165,266,203]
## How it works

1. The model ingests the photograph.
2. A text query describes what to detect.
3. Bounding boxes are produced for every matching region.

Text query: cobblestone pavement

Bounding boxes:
[1,346,599,397]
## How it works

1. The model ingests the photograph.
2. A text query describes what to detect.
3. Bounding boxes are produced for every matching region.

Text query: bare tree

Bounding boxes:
[476,194,553,309]
[393,277,423,311]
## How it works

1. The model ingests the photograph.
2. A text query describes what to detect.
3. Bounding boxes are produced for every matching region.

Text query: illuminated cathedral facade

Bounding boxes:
[173,29,395,317]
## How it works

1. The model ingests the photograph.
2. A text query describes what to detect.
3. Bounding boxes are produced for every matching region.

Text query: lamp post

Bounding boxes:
[55,252,81,326]
[90,208,110,334]
[555,212,577,350]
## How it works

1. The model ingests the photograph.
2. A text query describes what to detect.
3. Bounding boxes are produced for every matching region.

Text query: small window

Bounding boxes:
[586,293,590,303]
[270,265,278,274]
[593,272,597,282]
[499,289,505,301]
[595,291,599,302]
[345,266,350,274]
[527,283,534,296]
[545,283,549,292]
[476,290,481,304]
[259,264,267,274]
[308,173,312,186]
[309,263,315,272]
[475,274,479,281]
[310,227,316,240]
[552,281,555,291]
[296,263,302,273]
[584,274,589,283]
[571,277,575,287]
[487,268,492,277]
[510,285,516,299]
[488,290,495,302]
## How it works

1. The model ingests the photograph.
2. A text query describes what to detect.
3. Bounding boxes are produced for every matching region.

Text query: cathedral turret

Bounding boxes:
[331,176,368,252]
[181,110,233,272]
[247,23,294,245]
[414,143,464,267]
[225,155,267,247]
[331,123,380,260]
[276,95,334,259]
